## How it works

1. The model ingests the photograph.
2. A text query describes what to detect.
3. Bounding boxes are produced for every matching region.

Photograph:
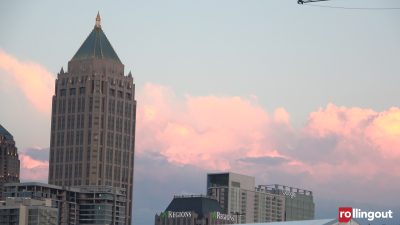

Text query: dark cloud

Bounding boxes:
[20,147,49,161]
[132,153,400,225]
[238,156,289,165]
[133,153,207,225]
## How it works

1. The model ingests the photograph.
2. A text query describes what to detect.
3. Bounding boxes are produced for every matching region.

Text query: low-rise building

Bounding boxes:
[0,197,58,225]
[155,195,236,225]
[4,182,126,225]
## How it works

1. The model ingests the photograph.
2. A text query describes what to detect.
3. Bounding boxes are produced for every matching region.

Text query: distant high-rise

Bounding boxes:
[0,124,20,200]
[261,184,314,221]
[207,172,315,223]
[207,172,285,223]
[48,13,136,225]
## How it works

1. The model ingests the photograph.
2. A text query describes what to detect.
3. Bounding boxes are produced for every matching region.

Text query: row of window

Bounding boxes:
[58,87,133,100]
[109,88,132,100]
[52,114,133,141]
[50,164,131,185]
[51,147,84,163]
[59,76,89,86]
[59,87,86,96]
[50,148,132,170]
[55,97,85,115]
[54,98,133,119]
[53,131,133,151]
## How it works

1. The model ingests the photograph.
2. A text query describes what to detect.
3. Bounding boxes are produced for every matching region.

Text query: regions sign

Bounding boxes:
[281,190,296,199]
[160,211,192,219]
[210,212,235,222]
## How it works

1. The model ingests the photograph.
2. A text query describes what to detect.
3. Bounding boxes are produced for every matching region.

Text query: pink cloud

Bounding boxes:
[274,107,290,125]
[137,83,286,170]
[305,104,400,160]
[137,84,400,205]
[365,107,400,158]
[0,50,54,114]
[19,153,48,182]
[3,62,396,205]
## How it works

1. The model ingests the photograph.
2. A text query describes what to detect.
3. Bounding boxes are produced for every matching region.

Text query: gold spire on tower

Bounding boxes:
[95,11,101,28]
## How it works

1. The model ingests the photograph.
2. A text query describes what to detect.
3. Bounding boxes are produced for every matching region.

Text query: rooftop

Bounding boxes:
[243,219,359,225]
[259,184,313,196]
[71,12,121,63]
[165,195,223,218]
[0,124,14,141]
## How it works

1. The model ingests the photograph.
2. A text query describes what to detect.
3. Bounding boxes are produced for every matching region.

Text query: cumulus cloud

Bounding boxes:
[6,71,398,214]
[19,153,48,182]
[136,83,400,206]
[0,50,54,114]
[19,147,49,161]
[137,83,288,170]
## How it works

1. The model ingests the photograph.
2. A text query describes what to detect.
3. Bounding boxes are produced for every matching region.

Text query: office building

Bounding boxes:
[0,197,58,225]
[48,13,136,225]
[207,172,285,223]
[0,124,20,200]
[155,195,235,225]
[4,182,126,225]
[260,184,314,221]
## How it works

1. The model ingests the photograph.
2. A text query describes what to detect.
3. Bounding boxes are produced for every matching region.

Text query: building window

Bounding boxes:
[60,89,66,96]
[70,88,76,95]
[79,87,86,95]
[110,88,115,97]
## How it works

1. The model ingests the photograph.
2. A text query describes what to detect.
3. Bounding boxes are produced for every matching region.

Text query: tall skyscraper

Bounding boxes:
[48,13,136,225]
[0,124,20,200]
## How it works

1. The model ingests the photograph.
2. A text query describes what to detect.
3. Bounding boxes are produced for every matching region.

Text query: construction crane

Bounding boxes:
[297,0,330,4]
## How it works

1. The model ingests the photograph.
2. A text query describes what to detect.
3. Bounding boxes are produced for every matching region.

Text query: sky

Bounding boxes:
[0,0,400,224]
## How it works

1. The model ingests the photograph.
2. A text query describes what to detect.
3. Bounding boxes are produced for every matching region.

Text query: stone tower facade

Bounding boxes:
[48,13,136,225]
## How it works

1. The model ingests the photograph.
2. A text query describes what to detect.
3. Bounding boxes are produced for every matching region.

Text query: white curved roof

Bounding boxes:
[242,219,359,225]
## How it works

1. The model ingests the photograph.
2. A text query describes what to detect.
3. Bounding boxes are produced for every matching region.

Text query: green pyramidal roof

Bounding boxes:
[71,13,121,63]
[0,124,14,141]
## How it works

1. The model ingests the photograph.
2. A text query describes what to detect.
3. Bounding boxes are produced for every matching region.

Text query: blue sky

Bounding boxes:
[1,0,400,224]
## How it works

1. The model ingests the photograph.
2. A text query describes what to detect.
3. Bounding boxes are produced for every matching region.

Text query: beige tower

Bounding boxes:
[48,13,136,225]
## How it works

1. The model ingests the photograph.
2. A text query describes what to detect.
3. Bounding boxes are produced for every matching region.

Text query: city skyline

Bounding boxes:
[1,1,400,225]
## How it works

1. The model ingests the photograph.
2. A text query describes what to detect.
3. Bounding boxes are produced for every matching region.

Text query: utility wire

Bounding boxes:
[304,4,400,10]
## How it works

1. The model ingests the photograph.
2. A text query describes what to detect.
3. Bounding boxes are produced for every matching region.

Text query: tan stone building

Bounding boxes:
[48,13,136,225]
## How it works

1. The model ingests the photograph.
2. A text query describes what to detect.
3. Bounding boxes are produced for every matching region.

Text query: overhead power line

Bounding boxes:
[305,4,400,10]
[297,0,400,10]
